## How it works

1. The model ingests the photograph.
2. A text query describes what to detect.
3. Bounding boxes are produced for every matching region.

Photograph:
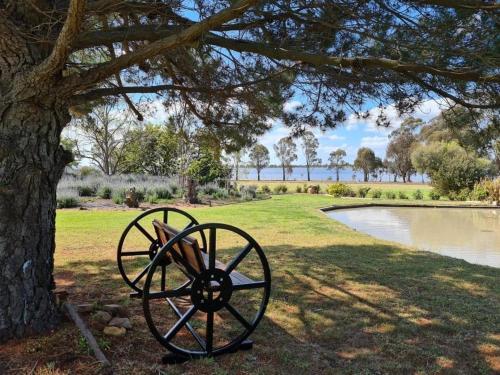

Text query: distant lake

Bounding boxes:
[237,166,428,183]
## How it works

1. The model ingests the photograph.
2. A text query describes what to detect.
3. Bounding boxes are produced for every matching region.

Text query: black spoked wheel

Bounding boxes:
[142,223,271,359]
[117,207,207,294]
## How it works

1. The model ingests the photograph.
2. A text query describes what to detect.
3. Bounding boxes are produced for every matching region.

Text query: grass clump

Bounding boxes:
[259,184,271,194]
[385,191,396,200]
[57,196,79,208]
[398,191,409,199]
[357,187,371,198]
[412,189,423,200]
[97,186,112,199]
[371,189,382,199]
[327,183,354,197]
[273,184,288,194]
[429,189,441,200]
[77,185,96,197]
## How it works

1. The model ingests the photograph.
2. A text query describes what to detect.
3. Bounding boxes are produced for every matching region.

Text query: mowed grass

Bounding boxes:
[18,195,499,374]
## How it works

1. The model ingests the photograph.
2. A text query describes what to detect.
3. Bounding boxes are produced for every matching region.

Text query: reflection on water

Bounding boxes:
[327,207,500,268]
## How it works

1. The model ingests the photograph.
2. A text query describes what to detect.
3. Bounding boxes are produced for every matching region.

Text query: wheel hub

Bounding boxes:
[191,269,233,312]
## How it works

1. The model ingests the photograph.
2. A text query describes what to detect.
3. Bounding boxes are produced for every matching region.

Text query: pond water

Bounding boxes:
[326,206,500,268]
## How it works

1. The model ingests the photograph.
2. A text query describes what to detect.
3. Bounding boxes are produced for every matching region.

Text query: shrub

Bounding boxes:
[471,182,488,201]
[296,186,303,193]
[429,190,441,200]
[240,185,257,199]
[77,185,96,197]
[448,189,469,201]
[357,187,371,198]
[97,186,112,199]
[411,141,491,196]
[327,183,354,197]
[57,196,79,208]
[371,189,382,199]
[384,191,396,200]
[154,187,172,199]
[169,183,179,196]
[412,189,423,200]
[482,178,500,204]
[146,194,158,204]
[212,188,229,200]
[398,191,409,199]
[134,189,146,202]
[112,191,125,205]
[273,184,287,194]
[307,185,320,194]
[259,185,271,194]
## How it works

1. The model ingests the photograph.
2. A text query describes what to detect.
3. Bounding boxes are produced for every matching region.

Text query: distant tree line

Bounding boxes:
[65,104,499,197]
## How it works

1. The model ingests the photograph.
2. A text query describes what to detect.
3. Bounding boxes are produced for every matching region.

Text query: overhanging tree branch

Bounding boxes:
[414,0,500,10]
[64,0,260,91]
[73,26,499,85]
[33,0,86,79]
[207,35,500,84]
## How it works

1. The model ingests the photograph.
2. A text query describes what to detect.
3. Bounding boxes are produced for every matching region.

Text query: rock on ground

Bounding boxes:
[92,310,112,324]
[108,317,132,330]
[103,326,126,337]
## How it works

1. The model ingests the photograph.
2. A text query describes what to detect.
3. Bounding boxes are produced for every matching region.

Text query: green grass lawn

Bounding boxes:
[22,194,499,374]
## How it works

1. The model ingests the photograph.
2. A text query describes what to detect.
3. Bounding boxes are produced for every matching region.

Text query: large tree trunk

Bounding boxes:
[306,165,310,181]
[336,168,339,182]
[363,171,369,182]
[0,99,71,341]
[282,164,285,181]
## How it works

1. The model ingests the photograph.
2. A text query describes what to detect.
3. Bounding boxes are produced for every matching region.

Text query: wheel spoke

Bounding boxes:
[206,310,214,354]
[225,303,252,331]
[131,262,152,286]
[121,250,150,257]
[163,209,168,224]
[208,228,216,273]
[134,222,155,243]
[225,243,253,274]
[232,280,267,291]
[166,298,206,350]
[164,305,197,342]
[147,288,192,300]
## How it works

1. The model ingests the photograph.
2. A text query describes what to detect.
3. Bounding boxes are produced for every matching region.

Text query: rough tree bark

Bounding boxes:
[0,6,75,340]
[0,99,72,340]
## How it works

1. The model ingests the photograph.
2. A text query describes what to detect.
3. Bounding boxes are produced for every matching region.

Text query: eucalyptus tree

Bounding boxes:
[1,0,498,341]
[301,131,321,181]
[386,118,421,183]
[354,147,379,182]
[274,137,298,181]
[328,149,349,182]
[72,101,133,175]
[248,144,270,181]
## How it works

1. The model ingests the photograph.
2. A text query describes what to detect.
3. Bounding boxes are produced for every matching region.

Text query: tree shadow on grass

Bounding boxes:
[55,242,500,374]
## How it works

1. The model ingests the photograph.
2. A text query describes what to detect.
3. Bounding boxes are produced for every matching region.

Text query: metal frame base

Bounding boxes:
[161,339,254,364]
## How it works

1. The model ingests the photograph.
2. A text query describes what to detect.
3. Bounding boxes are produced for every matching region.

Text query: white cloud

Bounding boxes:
[327,134,346,141]
[360,136,389,150]
[343,98,446,133]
